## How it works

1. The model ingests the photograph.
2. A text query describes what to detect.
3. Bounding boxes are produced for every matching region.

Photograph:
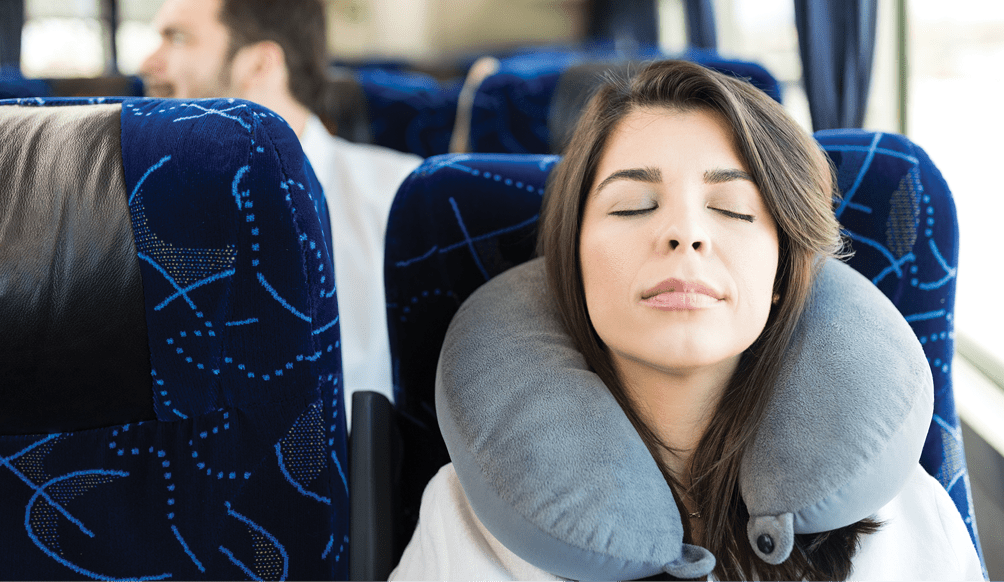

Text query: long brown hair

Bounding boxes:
[538,60,877,580]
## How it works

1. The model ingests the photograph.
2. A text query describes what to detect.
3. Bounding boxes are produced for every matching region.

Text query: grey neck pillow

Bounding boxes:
[436,257,933,580]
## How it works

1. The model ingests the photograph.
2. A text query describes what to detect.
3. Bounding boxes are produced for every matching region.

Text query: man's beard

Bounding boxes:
[144,60,234,99]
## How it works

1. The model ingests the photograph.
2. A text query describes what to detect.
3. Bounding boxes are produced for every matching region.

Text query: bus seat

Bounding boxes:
[0,67,50,99]
[351,153,553,578]
[816,129,983,567]
[460,48,782,155]
[322,66,374,144]
[0,97,349,580]
[354,67,460,158]
[354,129,983,576]
[45,75,145,99]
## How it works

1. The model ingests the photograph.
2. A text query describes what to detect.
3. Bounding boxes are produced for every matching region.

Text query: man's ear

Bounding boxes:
[230,40,287,95]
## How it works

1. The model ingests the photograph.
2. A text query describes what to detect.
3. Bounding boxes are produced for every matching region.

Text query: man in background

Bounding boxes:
[140,0,423,421]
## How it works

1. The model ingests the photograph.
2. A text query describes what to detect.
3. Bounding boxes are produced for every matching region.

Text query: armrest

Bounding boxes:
[349,390,399,580]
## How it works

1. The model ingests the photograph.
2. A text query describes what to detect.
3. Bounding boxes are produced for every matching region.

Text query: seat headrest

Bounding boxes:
[324,67,374,144]
[547,58,784,154]
[0,104,154,434]
[548,61,635,154]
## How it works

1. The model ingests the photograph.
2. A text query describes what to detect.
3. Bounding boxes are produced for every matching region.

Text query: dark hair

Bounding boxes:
[538,60,877,580]
[218,0,329,117]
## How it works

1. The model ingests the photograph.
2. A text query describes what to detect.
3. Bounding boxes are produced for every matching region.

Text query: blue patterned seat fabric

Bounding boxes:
[816,130,982,567]
[384,132,984,567]
[384,154,555,550]
[0,97,349,580]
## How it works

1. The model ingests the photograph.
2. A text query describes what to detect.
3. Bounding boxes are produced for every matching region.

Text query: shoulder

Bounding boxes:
[390,463,565,581]
[301,116,422,176]
[849,464,984,580]
[331,135,424,171]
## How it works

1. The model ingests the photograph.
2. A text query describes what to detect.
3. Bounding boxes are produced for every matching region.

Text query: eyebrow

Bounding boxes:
[595,166,754,193]
[594,167,662,193]
[704,168,754,184]
[160,25,186,38]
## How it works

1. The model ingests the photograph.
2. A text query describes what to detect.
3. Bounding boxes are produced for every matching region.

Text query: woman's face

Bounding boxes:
[580,107,779,381]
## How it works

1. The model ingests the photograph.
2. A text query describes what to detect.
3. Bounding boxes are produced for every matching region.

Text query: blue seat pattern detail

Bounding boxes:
[816,130,983,573]
[0,97,348,580]
[384,132,984,568]
[466,47,783,154]
[383,154,556,543]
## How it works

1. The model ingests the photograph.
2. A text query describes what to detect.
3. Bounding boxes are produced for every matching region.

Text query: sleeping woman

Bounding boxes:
[390,60,982,580]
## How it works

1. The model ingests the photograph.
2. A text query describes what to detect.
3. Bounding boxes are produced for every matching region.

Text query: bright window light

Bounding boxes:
[21,17,104,77]
[908,0,1004,365]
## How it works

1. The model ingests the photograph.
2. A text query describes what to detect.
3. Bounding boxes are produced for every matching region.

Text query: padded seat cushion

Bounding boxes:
[0,98,348,580]
[0,104,153,434]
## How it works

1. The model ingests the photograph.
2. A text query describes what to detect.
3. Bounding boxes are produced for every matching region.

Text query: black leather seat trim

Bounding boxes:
[0,104,155,434]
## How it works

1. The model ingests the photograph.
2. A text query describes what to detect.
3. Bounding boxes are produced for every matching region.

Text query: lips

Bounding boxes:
[641,278,722,311]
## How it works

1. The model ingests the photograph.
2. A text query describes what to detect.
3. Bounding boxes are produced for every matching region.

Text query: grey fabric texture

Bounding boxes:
[436,257,715,581]
[437,256,933,575]
[741,258,933,563]
[746,513,794,565]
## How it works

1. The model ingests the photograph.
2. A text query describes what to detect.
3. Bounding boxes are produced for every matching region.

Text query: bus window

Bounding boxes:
[909,0,1004,365]
[116,0,159,75]
[21,0,104,77]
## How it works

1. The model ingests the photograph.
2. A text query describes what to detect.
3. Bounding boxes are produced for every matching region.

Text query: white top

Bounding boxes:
[299,116,423,423]
[391,463,984,581]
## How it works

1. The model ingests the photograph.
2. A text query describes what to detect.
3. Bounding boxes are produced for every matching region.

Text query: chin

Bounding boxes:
[640,334,747,372]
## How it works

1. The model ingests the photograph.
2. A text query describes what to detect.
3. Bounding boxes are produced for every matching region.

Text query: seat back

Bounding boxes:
[0,97,348,580]
[464,48,782,155]
[383,154,555,559]
[321,66,374,145]
[344,50,779,159]
[383,132,983,565]
[354,68,460,157]
[816,130,981,561]
[0,67,50,99]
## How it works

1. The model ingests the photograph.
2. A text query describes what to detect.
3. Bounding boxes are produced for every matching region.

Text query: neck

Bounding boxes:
[612,354,738,483]
[237,76,312,137]
[259,93,312,138]
[228,42,314,138]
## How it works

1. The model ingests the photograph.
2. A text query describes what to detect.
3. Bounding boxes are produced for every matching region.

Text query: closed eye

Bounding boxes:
[610,206,657,217]
[710,207,755,223]
[163,29,187,45]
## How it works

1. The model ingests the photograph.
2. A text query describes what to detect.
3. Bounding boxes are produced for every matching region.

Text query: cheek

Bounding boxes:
[732,233,779,327]
[579,227,636,335]
[166,52,191,80]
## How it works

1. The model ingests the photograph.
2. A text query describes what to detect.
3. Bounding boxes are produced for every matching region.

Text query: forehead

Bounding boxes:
[154,0,224,32]
[599,106,741,170]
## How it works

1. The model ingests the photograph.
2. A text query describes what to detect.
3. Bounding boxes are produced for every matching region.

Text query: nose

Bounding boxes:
[139,43,165,78]
[669,238,702,251]
[655,204,711,255]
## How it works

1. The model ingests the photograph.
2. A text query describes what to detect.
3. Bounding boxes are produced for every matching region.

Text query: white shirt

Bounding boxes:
[391,463,984,581]
[299,116,423,423]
